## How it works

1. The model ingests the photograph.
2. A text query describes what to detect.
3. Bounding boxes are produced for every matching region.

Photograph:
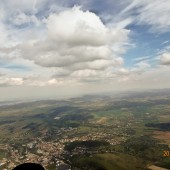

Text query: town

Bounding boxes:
[0,120,132,170]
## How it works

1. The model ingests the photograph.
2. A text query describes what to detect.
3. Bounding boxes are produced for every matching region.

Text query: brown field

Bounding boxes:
[153,131,170,144]
[96,117,108,124]
[147,165,169,170]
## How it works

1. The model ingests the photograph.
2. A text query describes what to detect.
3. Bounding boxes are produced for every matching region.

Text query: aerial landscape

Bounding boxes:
[0,90,170,170]
[0,0,170,170]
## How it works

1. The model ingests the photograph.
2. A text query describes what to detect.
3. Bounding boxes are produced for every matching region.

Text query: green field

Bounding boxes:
[72,153,146,170]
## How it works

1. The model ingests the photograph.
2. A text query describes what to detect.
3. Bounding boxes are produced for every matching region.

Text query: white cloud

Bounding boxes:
[71,69,97,78]
[0,22,9,47]
[1,0,170,100]
[137,0,170,33]
[162,41,169,45]
[15,7,129,81]
[133,56,151,62]
[46,7,109,46]
[120,0,170,33]
[116,68,129,75]
[135,61,150,69]
[88,60,113,70]
[10,13,40,26]
[1,0,42,17]
[0,77,23,86]
[131,61,151,73]
[160,53,170,65]
[47,79,64,85]
[0,3,132,89]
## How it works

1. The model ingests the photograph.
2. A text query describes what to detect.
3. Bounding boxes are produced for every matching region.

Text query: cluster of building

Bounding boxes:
[0,138,70,170]
[0,116,134,170]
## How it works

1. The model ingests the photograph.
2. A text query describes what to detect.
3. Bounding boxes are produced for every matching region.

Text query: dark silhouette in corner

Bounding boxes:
[12,163,45,170]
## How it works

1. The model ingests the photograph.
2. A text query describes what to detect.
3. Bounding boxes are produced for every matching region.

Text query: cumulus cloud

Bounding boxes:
[15,7,130,82]
[1,0,170,102]
[46,7,108,46]
[47,79,64,85]
[0,77,23,86]
[160,53,170,65]
[71,69,97,78]
[1,0,169,95]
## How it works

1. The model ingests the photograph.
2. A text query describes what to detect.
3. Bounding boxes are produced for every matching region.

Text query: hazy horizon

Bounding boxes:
[0,87,169,103]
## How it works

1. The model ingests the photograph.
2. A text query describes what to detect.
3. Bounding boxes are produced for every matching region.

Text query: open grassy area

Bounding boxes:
[72,153,146,170]
[0,150,6,158]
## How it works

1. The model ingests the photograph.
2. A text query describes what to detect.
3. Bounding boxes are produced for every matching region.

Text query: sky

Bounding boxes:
[0,0,170,101]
